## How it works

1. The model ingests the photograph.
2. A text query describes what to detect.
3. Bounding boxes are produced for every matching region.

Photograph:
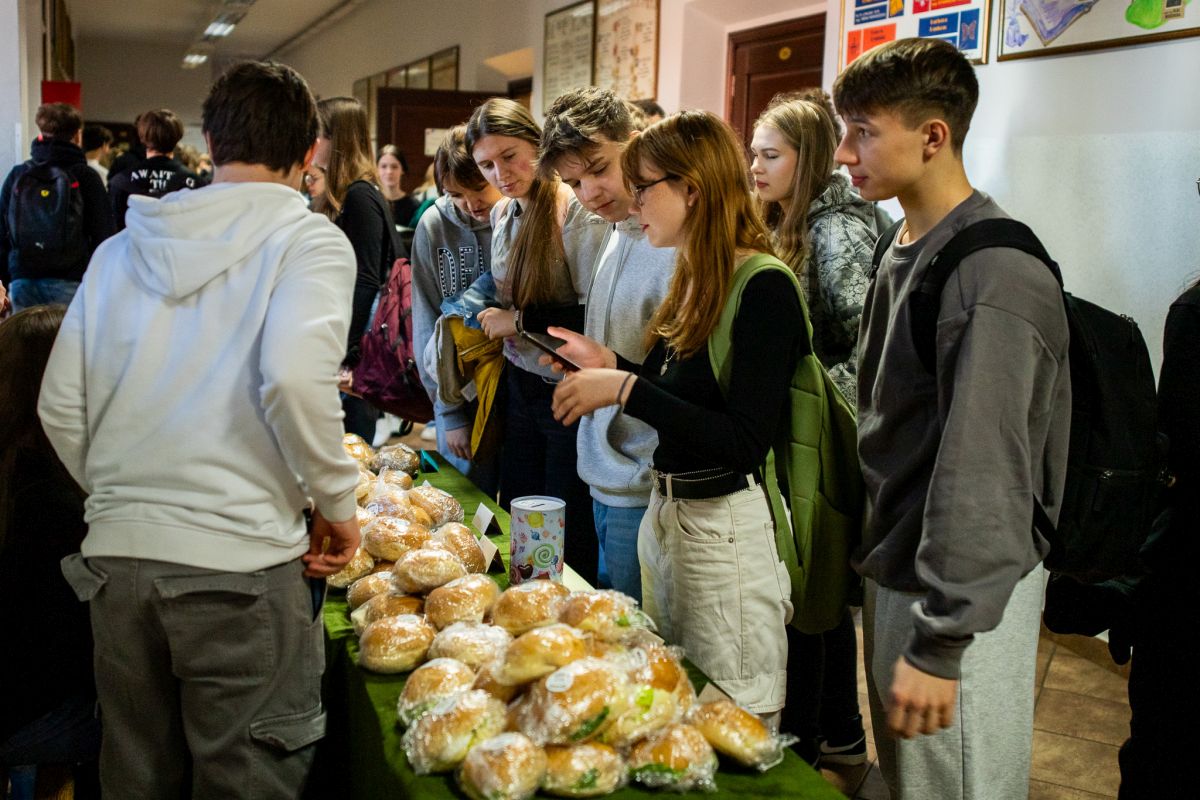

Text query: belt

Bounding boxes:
[651,467,762,501]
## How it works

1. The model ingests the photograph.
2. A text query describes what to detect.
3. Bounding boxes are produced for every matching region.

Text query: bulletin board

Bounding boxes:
[593,0,659,102]
[543,1,596,114]
[839,0,991,67]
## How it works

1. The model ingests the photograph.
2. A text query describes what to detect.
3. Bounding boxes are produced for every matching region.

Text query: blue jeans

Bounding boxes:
[593,500,646,603]
[9,278,80,311]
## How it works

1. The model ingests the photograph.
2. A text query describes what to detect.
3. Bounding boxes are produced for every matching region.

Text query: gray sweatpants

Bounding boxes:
[61,554,327,799]
[863,565,1045,800]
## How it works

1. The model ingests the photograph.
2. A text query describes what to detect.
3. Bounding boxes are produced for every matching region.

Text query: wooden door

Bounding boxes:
[375,88,498,194]
[726,16,826,145]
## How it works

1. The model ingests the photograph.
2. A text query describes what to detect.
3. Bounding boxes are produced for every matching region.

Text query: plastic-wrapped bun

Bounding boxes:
[370,442,421,477]
[343,433,375,465]
[542,743,627,798]
[425,574,501,630]
[557,590,652,642]
[377,467,414,491]
[347,571,402,611]
[597,681,682,750]
[496,624,590,687]
[397,657,477,727]
[429,522,487,574]
[327,546,375,589]
[627,642,696,714]
[492,580,572,636]
[457,732,547,800]
[394,548,468,595]
[358,614,435,673]
[402,689,507,774]
[355,469,376,504]
[363,516,432,561]
[356,505,376,526]
[409,483,466,526]
[472,659,520,703]
[627,723,718,792]
[690,699,793,771]
[428,622,513,671]
[510,657,630,746]
[364,487,417,520]
[362,591,425,626]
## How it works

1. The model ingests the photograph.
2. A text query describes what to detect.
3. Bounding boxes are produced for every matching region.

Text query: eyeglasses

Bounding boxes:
[632,175,677,204]
[303,167,325,186]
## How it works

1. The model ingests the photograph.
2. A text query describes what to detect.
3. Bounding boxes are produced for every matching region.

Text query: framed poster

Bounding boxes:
[839,0,990,68]
[544,1,595,114]
[594,0,659,102]
[999,0,1200,59]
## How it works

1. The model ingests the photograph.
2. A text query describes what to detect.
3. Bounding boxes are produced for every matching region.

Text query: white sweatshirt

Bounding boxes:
[38,181,360,572]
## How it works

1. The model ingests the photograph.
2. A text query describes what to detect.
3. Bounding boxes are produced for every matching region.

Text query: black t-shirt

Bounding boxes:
[108,155,201,231]
[389,195,421,229]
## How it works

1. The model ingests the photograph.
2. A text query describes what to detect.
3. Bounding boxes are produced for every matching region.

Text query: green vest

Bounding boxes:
[707,253,864,633]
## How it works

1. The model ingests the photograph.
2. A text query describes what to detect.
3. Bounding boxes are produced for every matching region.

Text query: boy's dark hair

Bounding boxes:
[630,98,665,119]
[35,103,83,141]
[540,87,640,174]
[202,61,318,172]
[82,124,113,152]
[833,38,978,152]
[137,109,184,153]
[433,125,487,192]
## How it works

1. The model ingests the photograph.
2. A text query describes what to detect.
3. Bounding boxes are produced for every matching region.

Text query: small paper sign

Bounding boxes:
[471,504,501,538]
[696,681,734,705]
[477,534,503,573]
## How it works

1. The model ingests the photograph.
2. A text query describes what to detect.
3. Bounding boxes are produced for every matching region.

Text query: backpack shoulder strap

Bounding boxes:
[910,217,1064,375]
[869,219,904,279]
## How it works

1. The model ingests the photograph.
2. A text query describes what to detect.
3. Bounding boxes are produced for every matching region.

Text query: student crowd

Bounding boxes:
[0,38,1194,800]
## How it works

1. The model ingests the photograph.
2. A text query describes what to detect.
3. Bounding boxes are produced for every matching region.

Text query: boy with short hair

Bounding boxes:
[108,107,200,230]
[834,39,1070,798]
[538,87,675,602]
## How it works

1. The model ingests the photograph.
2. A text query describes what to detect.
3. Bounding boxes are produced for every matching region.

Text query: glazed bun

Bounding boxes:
[492,580,571,636]
[628,723,718,791]
[496,624,590,687]
[347,571,401,611]
[327,546,375,589]
[343,433,374,464]
[472,659,521,704]
[409,484,465,526]
[458,732,547,800]
[425,574,501,630]
[510,657,630,746]
[541,743,626,798]
[362,516,431,562]
[397,657,477,727]
[690,698,783,770]
[428,622,513,671]
[358,614,435,673]
[362,591,425,626]
[370,443,420,477]
[429,523,487,574]
[393,548,468,595]
[557,590,646,642]
[401,689,507,774]
[376,467,414,491]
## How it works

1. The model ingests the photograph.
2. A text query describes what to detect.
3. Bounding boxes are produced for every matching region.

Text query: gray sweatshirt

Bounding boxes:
[489,186,609,379]
[577,220,675,507]
[855,191,1071,680]
[410,194,492,431]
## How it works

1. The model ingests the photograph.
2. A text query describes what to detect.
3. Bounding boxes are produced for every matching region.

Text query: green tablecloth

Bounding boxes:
[309,454,845,800]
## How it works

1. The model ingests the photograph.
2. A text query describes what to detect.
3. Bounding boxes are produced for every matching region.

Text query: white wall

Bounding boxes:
[0,0,45,175]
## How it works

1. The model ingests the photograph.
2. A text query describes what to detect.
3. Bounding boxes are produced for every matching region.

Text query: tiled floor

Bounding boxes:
[819,614,1130,799]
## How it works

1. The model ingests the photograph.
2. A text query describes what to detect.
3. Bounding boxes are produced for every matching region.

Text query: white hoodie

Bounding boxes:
[38,182,360,572]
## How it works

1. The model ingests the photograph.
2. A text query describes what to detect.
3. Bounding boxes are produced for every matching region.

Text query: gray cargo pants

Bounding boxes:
[61,554,327,799]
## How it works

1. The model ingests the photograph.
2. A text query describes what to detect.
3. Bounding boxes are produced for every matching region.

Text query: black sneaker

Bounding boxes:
[819,730,867,766]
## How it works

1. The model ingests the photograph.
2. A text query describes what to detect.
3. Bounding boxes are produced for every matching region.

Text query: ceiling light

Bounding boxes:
[204,21,236,37]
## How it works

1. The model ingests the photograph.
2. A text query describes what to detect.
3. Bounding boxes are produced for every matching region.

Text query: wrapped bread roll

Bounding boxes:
[429,622,513,671]
[472,659,521,703]
[355,469,376,504]
[558,590,652,642]
[343,433,375,464]
[509,658,630,745]
[496,624,590,687]
[397,657,477,727]
[362,516,431,562]
[364,487,415,519]
[377,467,414,491]
[359,614,435,673]
[597,682,682,750]
[429,523,487,574]
[370,443,420,477]
[457,732,547,800]
[327,547,374,589]
[401,689,507,774]
[347,571,401,610]
[492,580,571,636]
[627,642,696,714]
[542,743,626,798]
[369,559,396,575]
[362,591,424,627]
[425,574,501,630]
[690,698,789,770]
[393,548,468,595]
[627,723,718,792]
[356,506,375,526]
[409,484,465,526]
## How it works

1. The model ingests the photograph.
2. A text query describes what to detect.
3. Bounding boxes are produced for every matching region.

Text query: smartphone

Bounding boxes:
[519,330,581,372]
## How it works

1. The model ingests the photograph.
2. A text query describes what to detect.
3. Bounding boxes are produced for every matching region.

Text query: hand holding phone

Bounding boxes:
[520,330,582,372]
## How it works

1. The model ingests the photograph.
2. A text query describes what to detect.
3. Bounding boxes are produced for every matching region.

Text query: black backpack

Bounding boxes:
[871,218,1167,583]
[6,161,88,278]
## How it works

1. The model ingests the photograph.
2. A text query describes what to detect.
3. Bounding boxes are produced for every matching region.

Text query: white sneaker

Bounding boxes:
[420,424,437,442]
[372,416,393,448]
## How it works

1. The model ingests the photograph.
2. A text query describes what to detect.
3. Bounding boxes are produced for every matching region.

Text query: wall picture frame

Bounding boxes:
[998,0,1200,60]
[543,1,596,114]
[593,0,660,102]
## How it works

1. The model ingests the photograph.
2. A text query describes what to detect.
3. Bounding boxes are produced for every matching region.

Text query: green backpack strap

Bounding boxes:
[707,253,864,634]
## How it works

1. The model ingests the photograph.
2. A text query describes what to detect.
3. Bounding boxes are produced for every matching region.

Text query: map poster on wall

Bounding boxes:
[999,0,1200,59]
[543,1,595,114]
[839,0,990,67]
[594,0,659,102]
